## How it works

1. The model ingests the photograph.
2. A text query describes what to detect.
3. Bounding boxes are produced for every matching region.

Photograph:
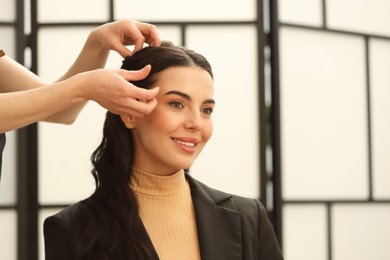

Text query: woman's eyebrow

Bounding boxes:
[164,90,215,105]
[164,90,191,100]
[204,99,215,105]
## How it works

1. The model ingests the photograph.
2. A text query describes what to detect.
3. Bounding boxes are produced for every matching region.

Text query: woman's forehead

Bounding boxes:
[154,66,214,96]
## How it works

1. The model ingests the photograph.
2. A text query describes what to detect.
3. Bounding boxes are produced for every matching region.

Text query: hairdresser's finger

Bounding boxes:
[122,97,158,117]
[130,34,146,54]
[113,43,133,58]
[118,21,145,55]
[128,22,146,53]
[136,22,161,47]
[134,87,160,102]
[141,97,158,115]
[119,65,151,81]
[112,100,147,117]
[137,98,158,116]
[124,86,159,104]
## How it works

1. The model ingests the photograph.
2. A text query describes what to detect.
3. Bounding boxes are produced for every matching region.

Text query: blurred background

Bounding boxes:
[0,0,389,260]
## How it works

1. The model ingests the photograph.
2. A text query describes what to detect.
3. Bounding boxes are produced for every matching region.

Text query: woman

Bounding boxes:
[44,42,284,260]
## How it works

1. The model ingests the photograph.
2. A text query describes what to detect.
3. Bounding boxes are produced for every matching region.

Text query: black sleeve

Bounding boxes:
[0,133,6,180]
[43,215,71,260]
[255,200,284,260]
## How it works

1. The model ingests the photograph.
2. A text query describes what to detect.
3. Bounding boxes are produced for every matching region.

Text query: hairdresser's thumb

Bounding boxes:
[135,65,151,80]
[123,65,151,81]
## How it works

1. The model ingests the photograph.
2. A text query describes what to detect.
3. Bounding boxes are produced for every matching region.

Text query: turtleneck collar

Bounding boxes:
[130,168,186,196]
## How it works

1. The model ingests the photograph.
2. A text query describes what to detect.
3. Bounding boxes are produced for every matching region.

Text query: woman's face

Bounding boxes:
[124,66,215,175]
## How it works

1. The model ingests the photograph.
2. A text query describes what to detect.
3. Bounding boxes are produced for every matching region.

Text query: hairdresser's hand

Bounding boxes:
[78,65,159,117]
[89,19,161,58]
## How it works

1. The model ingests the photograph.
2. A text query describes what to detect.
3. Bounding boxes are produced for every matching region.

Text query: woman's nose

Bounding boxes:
[183,110,203,131]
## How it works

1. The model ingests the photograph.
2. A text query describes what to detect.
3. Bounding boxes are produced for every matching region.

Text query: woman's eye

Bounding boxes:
[169,101,183,109]
[202,107,214,115]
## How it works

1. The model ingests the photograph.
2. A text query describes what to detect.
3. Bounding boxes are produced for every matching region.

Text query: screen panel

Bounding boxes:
[369,38,390,200]
[156,25,182,45]
[38,102,104,204]
[0,0,16,22]
[38,0,109,23]
[37,27,95,81]
[332,204,390,260]
[280,27,368,200]
[283,204,328,260]
[0,210,17,260]
[0,27,16,59]
[114,0,256,22]
[327,0,390,37]
[278,0,322,27]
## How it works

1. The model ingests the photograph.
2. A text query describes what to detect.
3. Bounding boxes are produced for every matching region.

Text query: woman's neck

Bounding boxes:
[131,163,183,177]
[130,167,186,196]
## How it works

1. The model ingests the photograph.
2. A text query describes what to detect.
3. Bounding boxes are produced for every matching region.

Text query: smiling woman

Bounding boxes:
[43,41,284,260]
[121,66,215,174]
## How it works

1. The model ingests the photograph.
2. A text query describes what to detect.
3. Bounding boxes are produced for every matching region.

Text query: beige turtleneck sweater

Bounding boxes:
[130,168,201,260]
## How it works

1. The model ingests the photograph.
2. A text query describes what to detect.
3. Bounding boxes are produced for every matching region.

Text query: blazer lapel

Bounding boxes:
[187,175,243,260]
[137,218,160,259]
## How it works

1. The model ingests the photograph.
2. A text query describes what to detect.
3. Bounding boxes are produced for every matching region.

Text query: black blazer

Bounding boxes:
[44,174,284,260]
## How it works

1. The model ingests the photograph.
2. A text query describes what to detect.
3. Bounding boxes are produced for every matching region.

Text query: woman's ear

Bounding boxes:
[120,115,136,129]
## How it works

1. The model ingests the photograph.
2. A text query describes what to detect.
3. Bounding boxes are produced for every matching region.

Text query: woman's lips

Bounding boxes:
[172,137,200,153]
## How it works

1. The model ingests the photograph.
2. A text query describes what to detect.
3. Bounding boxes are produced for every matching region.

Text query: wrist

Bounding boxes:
[68,72,91,102]
[85,30,106,53]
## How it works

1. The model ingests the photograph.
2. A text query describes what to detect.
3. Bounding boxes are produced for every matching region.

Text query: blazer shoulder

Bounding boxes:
[187,173,262,215]
[186,173,234,204]
[44,202,84,260]
[226,195,284,259]
[50,202,83,222]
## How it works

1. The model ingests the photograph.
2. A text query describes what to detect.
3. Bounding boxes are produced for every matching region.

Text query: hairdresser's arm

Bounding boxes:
[0,20,161,132]
[0,59,157,132]
[44,19,161,123]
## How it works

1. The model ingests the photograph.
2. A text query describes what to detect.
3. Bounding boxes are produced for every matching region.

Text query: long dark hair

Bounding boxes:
[69,42,213,259]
